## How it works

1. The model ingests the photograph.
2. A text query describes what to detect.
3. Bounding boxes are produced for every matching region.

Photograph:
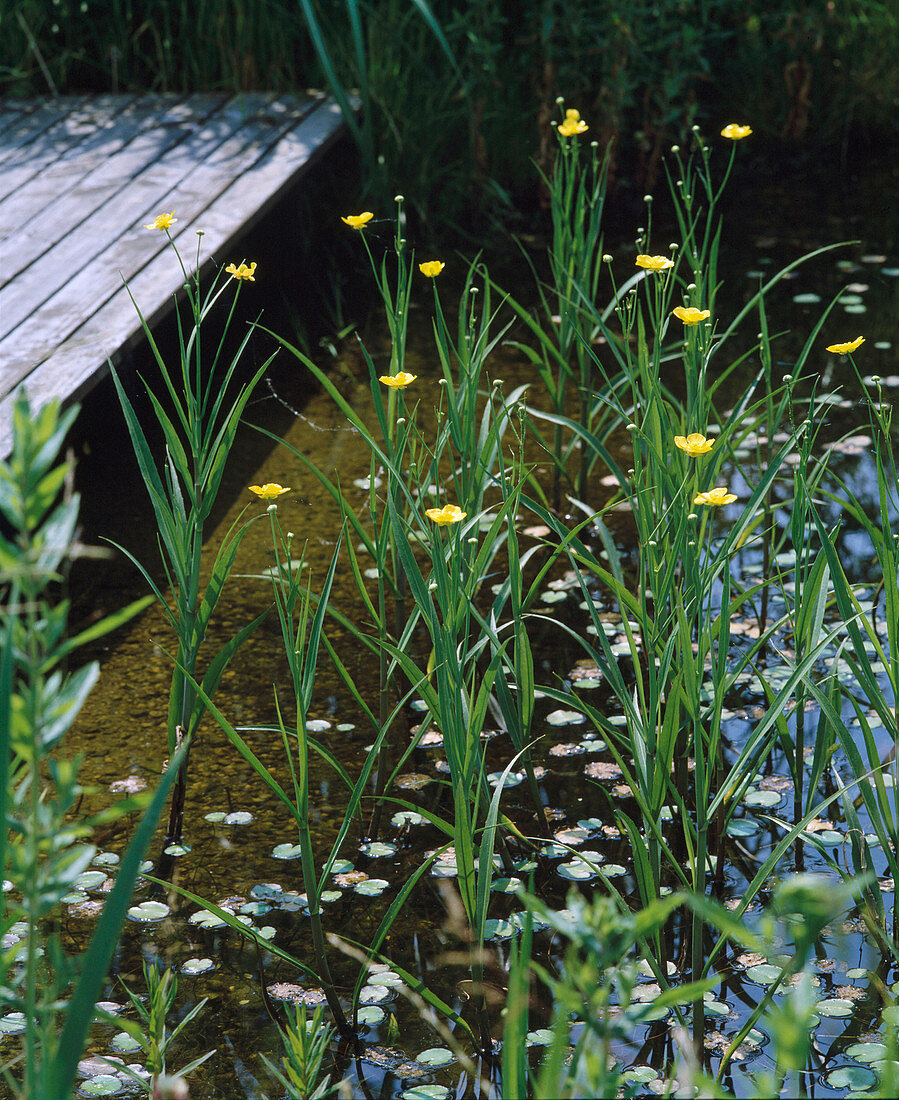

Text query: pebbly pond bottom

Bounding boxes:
[14,154,899,1098]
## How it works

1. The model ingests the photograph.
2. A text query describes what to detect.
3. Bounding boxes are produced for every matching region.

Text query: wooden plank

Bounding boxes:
[0,95,227,281]
[0,96,91,167]
[0,95,141,206]
[0,92,296,341]
[0,94,348,457]
[0,99,40,141]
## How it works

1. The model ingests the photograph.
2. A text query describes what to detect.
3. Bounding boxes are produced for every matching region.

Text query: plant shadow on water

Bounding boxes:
[12,133,899,1099]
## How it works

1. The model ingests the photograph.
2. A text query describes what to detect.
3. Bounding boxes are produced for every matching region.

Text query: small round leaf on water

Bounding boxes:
[360,841,397,858]
[415,1048,454,1067]
[79,1077,123,1096]
[482,918,516,940]
[126,900,170,923]
[272,843,303,860]
[743,789,782,809]
[367,970,404,987]
[402,1087,451,1100]
[546,709,585,726]
[359,984,392,1004]
[223,811,254,826]
[817,998,854,1017]
[526,1028,555,1046]
[110,1032,142,1052]
[745,964,782,985]
[846,1042,887,1063]
[826,1066,877,1090]
[357,1005,386,1026]
[76,871,108,891]
[355,878,390,897]
[623,1066,658,1084]
[181,958,216,975]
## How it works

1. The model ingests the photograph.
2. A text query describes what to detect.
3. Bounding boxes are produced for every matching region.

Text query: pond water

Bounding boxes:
[30,149,899,1097]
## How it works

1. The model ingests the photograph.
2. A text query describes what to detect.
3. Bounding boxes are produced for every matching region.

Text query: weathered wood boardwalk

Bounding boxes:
[0,93,347,456]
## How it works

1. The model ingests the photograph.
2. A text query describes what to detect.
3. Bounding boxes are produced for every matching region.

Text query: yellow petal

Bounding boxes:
[825,336,865,354]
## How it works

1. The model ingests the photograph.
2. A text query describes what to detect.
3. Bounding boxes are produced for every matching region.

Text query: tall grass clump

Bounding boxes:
[110,220,276,847]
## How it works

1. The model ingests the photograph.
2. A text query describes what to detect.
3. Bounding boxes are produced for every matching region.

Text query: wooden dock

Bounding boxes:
[0,93,348,457]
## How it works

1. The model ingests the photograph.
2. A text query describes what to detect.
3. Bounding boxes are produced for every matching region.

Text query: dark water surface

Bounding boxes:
[51,149,899,1098]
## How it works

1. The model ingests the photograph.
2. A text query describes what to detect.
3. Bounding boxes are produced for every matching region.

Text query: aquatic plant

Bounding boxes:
[0,391,185,1099]
[110,224,276,846]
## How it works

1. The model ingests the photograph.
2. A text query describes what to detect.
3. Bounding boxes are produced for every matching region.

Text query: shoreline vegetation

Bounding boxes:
[3,4,899,1097]
[2,0,897,231]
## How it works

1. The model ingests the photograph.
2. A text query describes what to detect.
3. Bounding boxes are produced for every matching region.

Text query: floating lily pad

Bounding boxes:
[623,1066,658,1084]
[204,811,227,823]
[558,860,596,881]
[126,900,170,924]
[603,864,627,877]
[251,883,283,901]
[415,1048,454,1067]
[0,1013,27,1034]
[826,1066,877,1090]
[181,957,216,975]
[76,871,109,891]
[355,878,390,897]
[704,1000,731,1017]
[392,811,425,827]
[487,770,524,788]
[526,1028,556,1046]
[368,970,404,988]
[307,719,332,733]
[357,1005,386,1026]
[846,1042,887,1063]
[163,844,190,857]
[726,819,759,837]
[359,984,392,1004]
[109,1032,142,1053]
[743,789,782,809]
[745,964,782,985]
[817,997,854,1017]
[491,877,522,894]
[272,843,303,860]
[360,842,397,858]
[188,908,229,929]
[483,918,516,940]
[792,293,822,304]
[223,811,254,826]
[402,1087,451,1100]
[79,1076,123,1096]
[545,709,585,727]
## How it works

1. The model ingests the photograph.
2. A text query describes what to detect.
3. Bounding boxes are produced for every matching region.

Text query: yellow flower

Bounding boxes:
[144,211,176,231]
[672,306,711,325]
[249,483,290,499]
[419,261,445,278]
[694,487,737,506]
[721,124,752,140]
[426,504,467,526]
[675,432,715,456]
[636,254,675,272]
[379,372,417,389]
[226,261,257,281]
[825,336,865,354]
[558,108,588,137]
[341,212,374,229]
